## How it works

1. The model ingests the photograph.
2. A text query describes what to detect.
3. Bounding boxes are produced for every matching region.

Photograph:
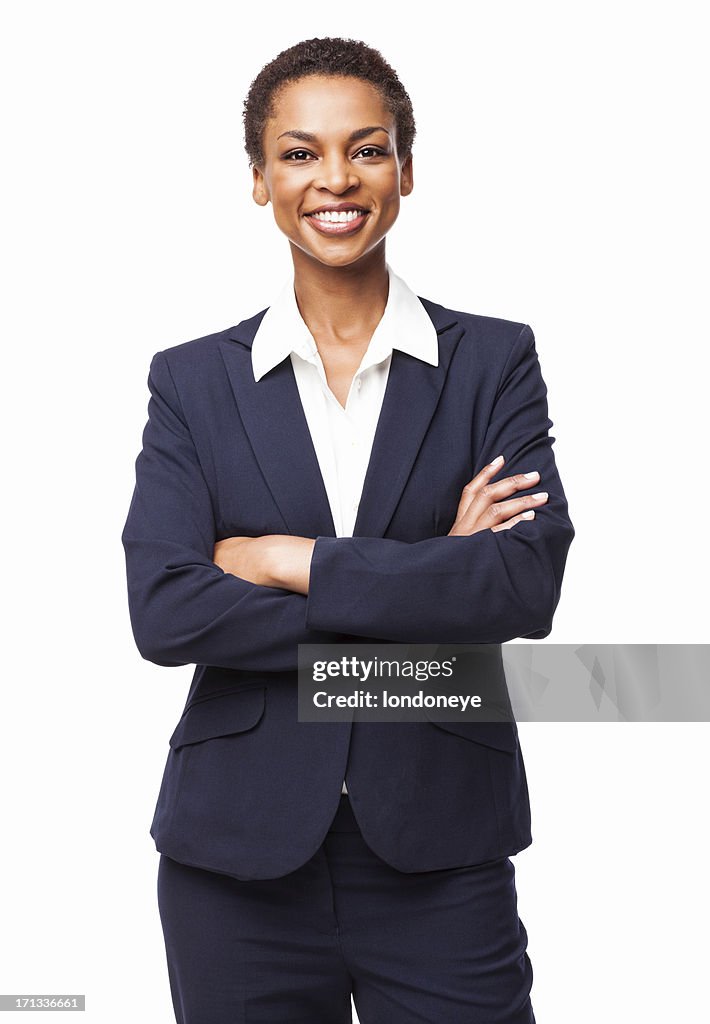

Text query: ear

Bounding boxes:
[400,152,414,198]
[252,164,270,207]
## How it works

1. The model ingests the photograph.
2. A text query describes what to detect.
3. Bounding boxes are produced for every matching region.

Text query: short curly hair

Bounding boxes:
[242,37,416,168]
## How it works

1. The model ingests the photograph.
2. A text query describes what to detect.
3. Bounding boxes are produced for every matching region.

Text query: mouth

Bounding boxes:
[303,206,371,237]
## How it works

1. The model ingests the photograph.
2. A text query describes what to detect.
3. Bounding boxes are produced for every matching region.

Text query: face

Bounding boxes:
[252,74,413,270]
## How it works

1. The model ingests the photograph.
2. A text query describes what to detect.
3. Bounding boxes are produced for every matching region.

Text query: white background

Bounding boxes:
[1,1,708,1021]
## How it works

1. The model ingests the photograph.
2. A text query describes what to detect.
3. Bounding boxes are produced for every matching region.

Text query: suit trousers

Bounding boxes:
[157,795,536,1023]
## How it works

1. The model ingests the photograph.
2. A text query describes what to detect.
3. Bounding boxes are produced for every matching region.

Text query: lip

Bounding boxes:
[304,211,370,237]
[303,204,371,237]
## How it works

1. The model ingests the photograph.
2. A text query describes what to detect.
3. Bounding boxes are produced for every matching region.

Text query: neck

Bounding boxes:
[290,243,389,345]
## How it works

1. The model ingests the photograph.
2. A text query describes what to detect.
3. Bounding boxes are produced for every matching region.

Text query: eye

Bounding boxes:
[282,149,315,162]
[355,146,387,159]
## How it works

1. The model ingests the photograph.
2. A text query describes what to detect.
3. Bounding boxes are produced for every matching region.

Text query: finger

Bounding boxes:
[481,491,548,528]
[491,509,537,533]
[455,462,544,524]
[451,490,548,536]
[453,454,506,521]
[456,471,542,522]
[482,470,542,502]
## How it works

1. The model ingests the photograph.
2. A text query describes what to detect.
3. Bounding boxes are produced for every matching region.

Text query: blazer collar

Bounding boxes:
[220,291,462,540]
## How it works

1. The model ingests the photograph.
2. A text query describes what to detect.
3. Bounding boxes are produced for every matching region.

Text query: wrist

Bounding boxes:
[263,536,287,589]
[268,536,315,594]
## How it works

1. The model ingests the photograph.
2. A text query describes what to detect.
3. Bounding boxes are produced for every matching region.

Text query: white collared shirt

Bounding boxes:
[251,263,439,794]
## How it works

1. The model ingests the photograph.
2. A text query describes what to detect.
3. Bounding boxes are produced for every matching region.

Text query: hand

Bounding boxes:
[213,535,315,594]
[447,455,548,536]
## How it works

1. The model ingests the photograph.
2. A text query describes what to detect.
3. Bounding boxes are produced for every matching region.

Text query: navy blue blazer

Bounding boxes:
[121,295,575,881]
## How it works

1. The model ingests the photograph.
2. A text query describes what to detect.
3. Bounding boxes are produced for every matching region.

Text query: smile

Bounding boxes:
[304,209,370,236]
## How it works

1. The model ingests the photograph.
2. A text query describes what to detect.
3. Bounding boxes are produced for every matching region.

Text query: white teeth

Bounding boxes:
[310,209,364,223]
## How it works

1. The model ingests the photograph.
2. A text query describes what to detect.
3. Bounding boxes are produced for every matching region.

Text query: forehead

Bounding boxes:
[267,75,392,135]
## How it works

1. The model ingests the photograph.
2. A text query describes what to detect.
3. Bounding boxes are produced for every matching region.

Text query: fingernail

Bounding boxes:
[533,491,548,500]
[490,455,504,468]
[521,510,535,519]
[524,471,539,479]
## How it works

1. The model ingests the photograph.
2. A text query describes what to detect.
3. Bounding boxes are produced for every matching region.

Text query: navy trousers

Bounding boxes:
[157,795,535,1023]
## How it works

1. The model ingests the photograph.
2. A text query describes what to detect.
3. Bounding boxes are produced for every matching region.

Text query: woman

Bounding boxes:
[122,36,574,1024]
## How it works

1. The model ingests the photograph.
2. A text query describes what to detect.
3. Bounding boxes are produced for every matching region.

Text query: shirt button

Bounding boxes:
[356,378,362,390]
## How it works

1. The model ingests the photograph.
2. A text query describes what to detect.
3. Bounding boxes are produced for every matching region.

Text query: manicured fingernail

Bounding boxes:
[490,455,504,467]
[524,471,539,479]
[533,491,548,500]
[521,510,535,519]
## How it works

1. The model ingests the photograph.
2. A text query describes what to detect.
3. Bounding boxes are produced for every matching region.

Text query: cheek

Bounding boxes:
[380,187,402,219]
[267,170,299,210]
[270,186,302,231]
[376,170,403,205]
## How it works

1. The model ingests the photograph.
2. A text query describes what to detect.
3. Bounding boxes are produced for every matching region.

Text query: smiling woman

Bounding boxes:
[121,34,574,1024]
[252,73,412,266]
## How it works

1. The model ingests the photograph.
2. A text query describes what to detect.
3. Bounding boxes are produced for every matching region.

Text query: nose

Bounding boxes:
[313,151,360,195]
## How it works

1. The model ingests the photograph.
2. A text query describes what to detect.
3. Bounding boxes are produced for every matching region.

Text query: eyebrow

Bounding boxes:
[276,125,391,143]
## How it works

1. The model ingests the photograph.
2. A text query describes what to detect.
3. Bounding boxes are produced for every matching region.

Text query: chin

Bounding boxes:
[317,252,376,271]
[292,239,371,268]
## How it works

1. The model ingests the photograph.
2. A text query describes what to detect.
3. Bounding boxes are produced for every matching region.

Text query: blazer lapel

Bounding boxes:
[219,318,337,538]
[353,298,462,537]
[219,298,463,540]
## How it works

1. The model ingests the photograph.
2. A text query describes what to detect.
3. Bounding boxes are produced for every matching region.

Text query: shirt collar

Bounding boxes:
[251,263,439,383]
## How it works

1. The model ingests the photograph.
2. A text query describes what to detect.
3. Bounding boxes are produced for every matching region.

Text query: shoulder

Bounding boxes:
[146,307,268,379]
[418,294,535,368]
[419,293,529,338]
[151,315,257,365]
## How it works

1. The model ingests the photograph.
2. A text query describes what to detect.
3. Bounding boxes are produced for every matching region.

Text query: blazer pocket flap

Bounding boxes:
[423,714,519,753]
[169,687,266,749]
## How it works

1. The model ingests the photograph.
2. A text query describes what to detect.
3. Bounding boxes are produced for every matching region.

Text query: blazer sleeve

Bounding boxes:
[304,325,575,643]
[121,349,337,671]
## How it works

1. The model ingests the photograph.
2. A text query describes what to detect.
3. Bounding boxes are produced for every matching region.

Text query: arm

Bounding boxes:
[303,325,575,643]
[212,459,548,591]
[120,350,338,671]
